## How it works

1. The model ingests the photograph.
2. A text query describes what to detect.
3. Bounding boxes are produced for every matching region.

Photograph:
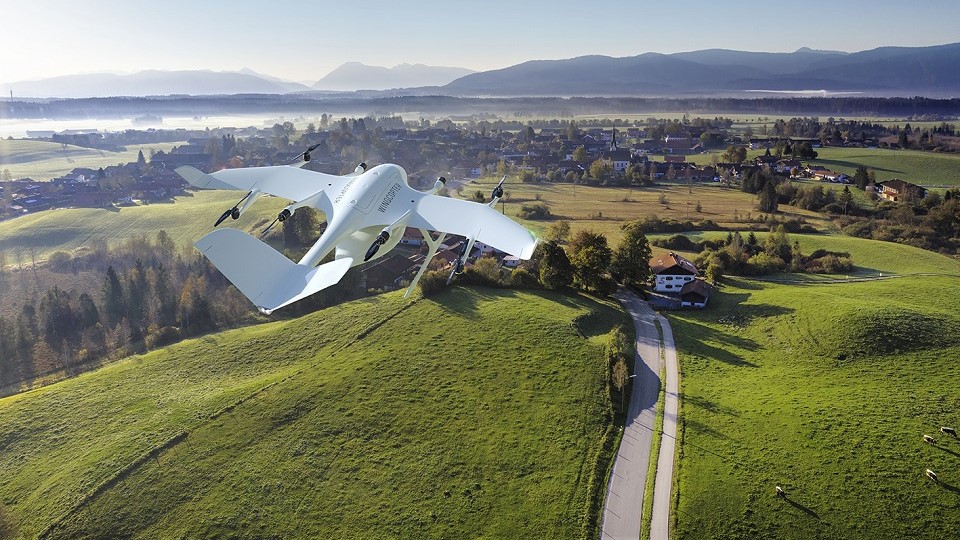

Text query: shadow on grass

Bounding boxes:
[685,418,732,441]
[934,445,960,459]
[939,482,960,495]
[784,496,820,519]
[815,157,902,174]
[670,317,760,368]
[682,393,740,416]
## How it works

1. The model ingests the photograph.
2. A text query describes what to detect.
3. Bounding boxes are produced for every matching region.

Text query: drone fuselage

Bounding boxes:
[298,163,414,268]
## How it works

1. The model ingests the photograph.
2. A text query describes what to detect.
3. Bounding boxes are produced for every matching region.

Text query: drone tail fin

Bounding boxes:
[195,228,353,314]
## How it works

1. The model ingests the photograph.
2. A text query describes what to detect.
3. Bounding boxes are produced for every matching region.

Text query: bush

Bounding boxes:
[518,203,552,220]
[145,325,181,349]
[509,268,540,289]
[418,269,449,297]
[460,256,503,286]
[48,251,72,271]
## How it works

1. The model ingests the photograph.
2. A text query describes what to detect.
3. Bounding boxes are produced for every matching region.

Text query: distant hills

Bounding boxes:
[3,43,960,98]
[442,43,960,97]
[0,69,314,98]
[312,62,474,91]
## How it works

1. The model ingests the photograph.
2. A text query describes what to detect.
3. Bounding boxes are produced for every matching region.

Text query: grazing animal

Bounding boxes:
[926,469,939,482]
[941,426,957,437]
[775,485,785,498]
[924,434,936,444]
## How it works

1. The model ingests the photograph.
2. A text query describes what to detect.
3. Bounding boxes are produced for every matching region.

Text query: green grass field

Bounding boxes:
[0,287,628,539]
[0,191,288,261]
[668,237,960,539]
[685,146,960,188]
[807,148,960,187]
[0,139,182,181]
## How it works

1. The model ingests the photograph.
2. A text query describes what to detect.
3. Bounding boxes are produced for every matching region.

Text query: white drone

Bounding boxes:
[176,153,537,314]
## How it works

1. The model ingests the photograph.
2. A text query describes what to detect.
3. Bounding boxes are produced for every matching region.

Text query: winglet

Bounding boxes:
[195,228,353,314]
[175,166,235,190]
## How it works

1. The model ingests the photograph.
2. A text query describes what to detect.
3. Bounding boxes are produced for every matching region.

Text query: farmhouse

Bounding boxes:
[679,279,713,308]
[650,252,699,292]
[878,178,927,202]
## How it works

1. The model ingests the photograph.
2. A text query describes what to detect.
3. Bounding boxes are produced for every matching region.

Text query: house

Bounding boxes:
[650,252,698,292]
[679,279,713,308]
[878,179,927,202]
[774,159,802,175]
[400,227,424,246]
[502,255,521,268]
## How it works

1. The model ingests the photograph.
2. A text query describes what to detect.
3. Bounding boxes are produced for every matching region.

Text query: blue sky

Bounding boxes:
[2,0,958,83]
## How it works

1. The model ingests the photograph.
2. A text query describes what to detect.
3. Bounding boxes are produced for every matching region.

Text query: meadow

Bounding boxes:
[667,236,960,539]
[0,191,287,261]
[0,139,182,181]
[0,287,629,539]
[462,176,828,245]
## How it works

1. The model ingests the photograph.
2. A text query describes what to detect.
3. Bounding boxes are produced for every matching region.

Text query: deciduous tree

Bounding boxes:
[610,220,652,288]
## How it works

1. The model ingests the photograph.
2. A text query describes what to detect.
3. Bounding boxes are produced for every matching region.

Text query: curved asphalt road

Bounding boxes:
[601,290,679,540]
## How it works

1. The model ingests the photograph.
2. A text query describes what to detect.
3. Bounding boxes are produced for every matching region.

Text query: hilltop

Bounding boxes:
[0,288,628,539]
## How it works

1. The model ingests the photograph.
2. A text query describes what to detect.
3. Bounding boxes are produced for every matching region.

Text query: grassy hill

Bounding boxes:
[0,191,287,261]
[0,288,628,539]
[668,237,960,539]
[807,147,960,187]
[0,139,182,181]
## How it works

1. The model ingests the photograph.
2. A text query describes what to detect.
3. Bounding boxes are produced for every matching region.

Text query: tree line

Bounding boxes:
[0,221,358,391]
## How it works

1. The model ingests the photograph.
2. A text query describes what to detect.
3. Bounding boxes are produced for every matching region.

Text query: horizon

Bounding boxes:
[3,0,960,85]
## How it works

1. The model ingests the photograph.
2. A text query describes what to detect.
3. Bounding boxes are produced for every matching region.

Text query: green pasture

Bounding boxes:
[807,147,960,187]
[0,287,627,539]
[668,238,960,539]
[0,191,287,261]
[0,139,182,181]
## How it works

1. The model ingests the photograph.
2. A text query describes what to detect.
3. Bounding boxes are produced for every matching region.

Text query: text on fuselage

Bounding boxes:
[377,183,403,212]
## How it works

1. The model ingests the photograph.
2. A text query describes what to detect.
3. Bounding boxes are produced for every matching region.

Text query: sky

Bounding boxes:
[2,0,959,84]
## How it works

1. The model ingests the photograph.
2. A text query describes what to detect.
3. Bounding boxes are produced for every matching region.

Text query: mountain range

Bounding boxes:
[441,43,960,97]
[312,63,474,91]
[3,43,959,98]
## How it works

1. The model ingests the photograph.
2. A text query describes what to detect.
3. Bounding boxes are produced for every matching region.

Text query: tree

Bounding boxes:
[898,130,909,149]
[610,220,652,288]
[853,165,870,190]
[838,185,854,215]
[472,190,486,203]
[102,266,126,326]
[721,145,747,163]
[537,242,573,289]
[758,180,779,213]
[572,146,587,162]
[589,159,612,183]
[567,230,613,292]
[283,207,320,247]
[137,149,146,167]
[612,357,630,413]
[545,220,571,244]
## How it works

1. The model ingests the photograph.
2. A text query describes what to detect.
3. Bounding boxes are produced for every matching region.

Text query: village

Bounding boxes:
[0,118,931,307]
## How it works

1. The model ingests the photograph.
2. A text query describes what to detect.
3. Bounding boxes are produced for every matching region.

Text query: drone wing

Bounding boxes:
[176,165,349,214]
[195,228,352,314]
[409,194,538,259]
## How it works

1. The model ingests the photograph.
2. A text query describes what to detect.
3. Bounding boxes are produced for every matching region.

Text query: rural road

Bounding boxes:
[601,290,663,540]
[650,312,678,540]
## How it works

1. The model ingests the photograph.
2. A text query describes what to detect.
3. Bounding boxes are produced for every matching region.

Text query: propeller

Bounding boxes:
[491,175,506,200]
[293,142,323,164]
[215,190,253,227]
[260,208,292,238]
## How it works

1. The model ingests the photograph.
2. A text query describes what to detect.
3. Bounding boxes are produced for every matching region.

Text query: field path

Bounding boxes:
[601,290,662,539]
[650,313,678,540]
